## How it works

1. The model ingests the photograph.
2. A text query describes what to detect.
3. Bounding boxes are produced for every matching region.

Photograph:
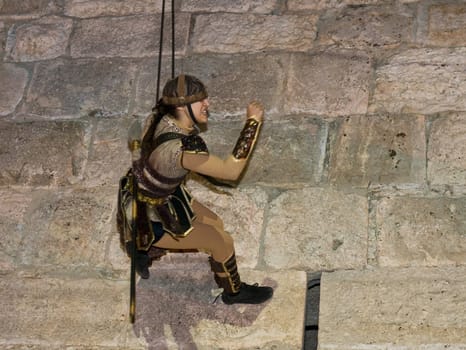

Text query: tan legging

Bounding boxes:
[153,200,235,263]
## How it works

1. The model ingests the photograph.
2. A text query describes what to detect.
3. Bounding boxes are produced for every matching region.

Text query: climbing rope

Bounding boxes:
[155,0,176,103]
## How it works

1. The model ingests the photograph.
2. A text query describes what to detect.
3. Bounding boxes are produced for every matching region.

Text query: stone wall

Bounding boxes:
[1,0,465,278]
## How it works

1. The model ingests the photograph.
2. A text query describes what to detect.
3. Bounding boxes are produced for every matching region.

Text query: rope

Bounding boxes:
[155,0,176,103]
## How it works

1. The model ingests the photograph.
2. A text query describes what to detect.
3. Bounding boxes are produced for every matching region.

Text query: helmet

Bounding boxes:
[161,74,208,107]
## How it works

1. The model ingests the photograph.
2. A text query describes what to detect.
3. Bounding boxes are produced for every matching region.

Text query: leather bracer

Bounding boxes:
[232,117,262,160]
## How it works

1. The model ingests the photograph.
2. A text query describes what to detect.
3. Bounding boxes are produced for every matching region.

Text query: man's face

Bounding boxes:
[190,98,210,124]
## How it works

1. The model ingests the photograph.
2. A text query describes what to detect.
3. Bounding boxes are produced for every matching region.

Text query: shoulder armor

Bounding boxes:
[181,135,209,155]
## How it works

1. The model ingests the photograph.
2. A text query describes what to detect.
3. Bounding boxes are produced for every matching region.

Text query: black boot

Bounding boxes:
[221,282,273,305]
[209,254,273,305]
[135,251,151,279]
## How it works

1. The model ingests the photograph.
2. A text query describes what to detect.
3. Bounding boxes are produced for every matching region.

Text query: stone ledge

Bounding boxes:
[0,266,306,349]
[318,266,466,350]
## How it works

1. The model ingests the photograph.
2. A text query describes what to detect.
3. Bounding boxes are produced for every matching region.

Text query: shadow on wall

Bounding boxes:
[133,267,276,349]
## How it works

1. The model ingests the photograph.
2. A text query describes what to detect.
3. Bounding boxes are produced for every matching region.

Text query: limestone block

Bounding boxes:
[264,187,368,271]
[0,63,28,116]
[65,0,166,18]
[0,273,129,346]
[428,4,466,47]
[181,0,276,13]
[285,52,372,116]
[70,14,190,58]
[186,181,268,268]
[181,53,287,116]
[192,14,317,54]
[318,5,415,51]
[23,58,136,118]
[428,112,466,186]
[201,116,327,185]
[126,268,306,349]
[318,267,466,349]
[83,117,135,187]
[287,0,382,11]
[0,0,56,18]
[329,114,426,187]
[376,196,466,267]
[5,16,72,62]
[369,48,466,114]
[0,21,5,57]
[17,187,115,268]
[0,120,88,186]
[0,188,34,271]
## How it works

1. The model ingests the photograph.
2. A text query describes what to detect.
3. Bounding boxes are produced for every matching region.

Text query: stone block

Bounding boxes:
[70,14,190,58]
[186,181,268,268]
[375,195,466,267]
[369,48,466,114]
[0,273,129,346]
[318,5,415,52]
[181,53,287,116]
[0,268,305,349]
[0,0,57,18]
[328,114,426,187]
[285,52,372,116]
[64,0,166,18]
[318,267,466,349]
[192,14,317,53]
[201,116,327,185]
[22,58,136,118]
[83,116,135,187]
[428,4,466,47]
[5,16,72,62]
[428,112,466,186]
[287,0,382,11]
[0,188,34,271]
[0,120,89,186]
[181,0,277,13]
[127,268,306,349]
[264,187,368,271]
[0,63,28,116]
[17,187,115,268]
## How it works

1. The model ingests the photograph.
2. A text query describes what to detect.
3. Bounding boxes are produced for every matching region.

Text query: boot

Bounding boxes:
[209,254,273,305]
[135,250,151,279]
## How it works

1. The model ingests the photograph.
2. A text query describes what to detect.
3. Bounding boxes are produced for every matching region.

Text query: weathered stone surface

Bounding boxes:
[428,112,466,186]
[5,16,72,62]
[376,195,466,267]
[83,117,134,187]
[318,5,415,51]
[319,267,466,349]
[264,187,368,270]
[22,59,136,118]
[202,116,327,185]
[0,0,57,18]
[17,187,115,268]
[428,4,466,47]
[187,181,268,268]
[181,0,277,13]
[287,0,383,11]
[181,53,287,116]
[0,268,305,349]
[0,272,129,346]
[0,120,88,186]
[0,63,28,116]
[0,188,34,271]
[64,0,166,18]
[329,114,426,187]
[370,48,466,114]
[70,14,190,58]
[285,52,372,116]
[192,14,317,53]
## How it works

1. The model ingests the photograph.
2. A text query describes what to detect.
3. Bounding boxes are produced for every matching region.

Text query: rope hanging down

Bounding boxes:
[155,0,176,103]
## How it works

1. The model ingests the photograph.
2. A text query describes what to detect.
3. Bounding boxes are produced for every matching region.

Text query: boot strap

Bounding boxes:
[209,254,241,294]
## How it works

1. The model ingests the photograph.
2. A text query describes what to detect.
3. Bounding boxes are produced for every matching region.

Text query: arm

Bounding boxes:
[182,101,264,181]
